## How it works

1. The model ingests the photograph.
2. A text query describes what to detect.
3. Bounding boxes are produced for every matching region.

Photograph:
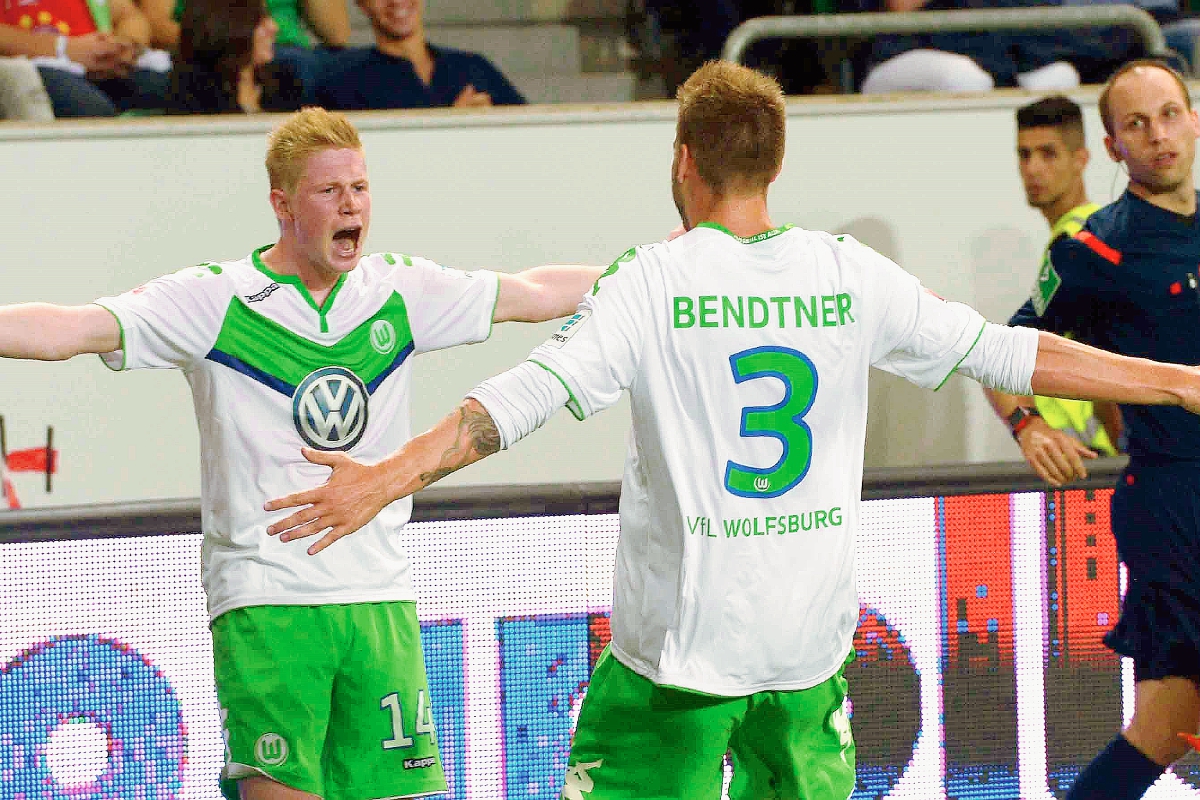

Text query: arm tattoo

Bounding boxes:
[418,404,501,485]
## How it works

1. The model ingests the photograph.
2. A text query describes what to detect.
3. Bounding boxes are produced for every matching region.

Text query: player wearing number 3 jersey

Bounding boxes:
[265,63,1200,799]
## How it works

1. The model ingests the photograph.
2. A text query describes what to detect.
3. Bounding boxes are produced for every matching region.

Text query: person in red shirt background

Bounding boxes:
[0,0,169,116]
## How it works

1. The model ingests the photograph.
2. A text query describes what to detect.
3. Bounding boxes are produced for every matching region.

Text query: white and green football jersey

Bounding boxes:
[527,223,985,695]
[95,247,499,621]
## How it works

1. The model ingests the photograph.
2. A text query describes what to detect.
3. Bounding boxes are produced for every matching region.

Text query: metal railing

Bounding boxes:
[722,5,1170,89]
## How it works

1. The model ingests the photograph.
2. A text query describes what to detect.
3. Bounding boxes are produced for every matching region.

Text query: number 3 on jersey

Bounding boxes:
[724,346,817,499]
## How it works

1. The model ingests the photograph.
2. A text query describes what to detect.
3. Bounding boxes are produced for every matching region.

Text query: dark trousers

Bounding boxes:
[38,66,169,117]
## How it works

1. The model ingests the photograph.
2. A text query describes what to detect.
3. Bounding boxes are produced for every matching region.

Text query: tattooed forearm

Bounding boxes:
[418,403,501,486]
[465,404,502,456]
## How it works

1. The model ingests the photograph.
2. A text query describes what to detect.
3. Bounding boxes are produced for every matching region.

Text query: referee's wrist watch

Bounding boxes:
[1007,406,1041,441]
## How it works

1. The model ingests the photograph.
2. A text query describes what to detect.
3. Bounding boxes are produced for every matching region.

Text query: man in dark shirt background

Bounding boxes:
[317,0,525,111]
[1006,58,1200,800]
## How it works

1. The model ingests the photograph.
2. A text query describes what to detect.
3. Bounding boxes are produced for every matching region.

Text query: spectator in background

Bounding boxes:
[632,1,830,95]
[166,0,302,114]
[140,0,349,102]
[0,57,55,120]
[316,0,524,110]
[859,0,1094,92]
[983,95,1122,485]
[0,0,170,116]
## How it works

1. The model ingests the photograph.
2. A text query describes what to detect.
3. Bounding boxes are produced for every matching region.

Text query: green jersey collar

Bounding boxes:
[695,222,794,244]
[251,244,347,333]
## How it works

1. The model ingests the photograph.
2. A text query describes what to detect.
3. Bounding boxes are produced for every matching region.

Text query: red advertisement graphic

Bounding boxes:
[0,417,58,510]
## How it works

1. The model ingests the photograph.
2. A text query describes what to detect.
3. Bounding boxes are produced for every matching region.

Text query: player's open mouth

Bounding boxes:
[333,227,361,257]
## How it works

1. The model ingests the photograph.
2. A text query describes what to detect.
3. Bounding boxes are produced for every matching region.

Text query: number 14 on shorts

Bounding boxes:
[380,689,437,749]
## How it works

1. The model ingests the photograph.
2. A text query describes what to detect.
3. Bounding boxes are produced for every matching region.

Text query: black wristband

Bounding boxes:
[1006,406,1041,440]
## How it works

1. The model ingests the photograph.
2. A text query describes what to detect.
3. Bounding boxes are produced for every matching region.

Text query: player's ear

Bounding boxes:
[675,144,690,184]
[1104,135,1123,163]
[268,187,291,221]
[1075,146,1090,171]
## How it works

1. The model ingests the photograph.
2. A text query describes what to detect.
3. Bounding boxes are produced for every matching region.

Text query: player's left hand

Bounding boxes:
[264,448,392,555]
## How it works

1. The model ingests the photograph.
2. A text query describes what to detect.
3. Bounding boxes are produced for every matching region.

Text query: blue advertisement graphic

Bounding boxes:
[421,620,466,800]
[0,634,186,799]
[497,614,592,799]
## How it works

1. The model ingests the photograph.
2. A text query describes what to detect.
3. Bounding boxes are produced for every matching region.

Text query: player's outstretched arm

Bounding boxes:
[1031,331,1200,412]
[492,266,602,323]
[982,385,1097,487]
[0,303,120,360]
[265,399,501,555]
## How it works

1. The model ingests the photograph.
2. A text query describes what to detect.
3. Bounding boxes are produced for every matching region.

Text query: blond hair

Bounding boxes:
[265,107,362,193]
[675,61,786,195]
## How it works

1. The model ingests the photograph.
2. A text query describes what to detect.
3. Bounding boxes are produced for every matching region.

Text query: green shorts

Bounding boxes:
[561,648,855,800]
[212,602,445,800]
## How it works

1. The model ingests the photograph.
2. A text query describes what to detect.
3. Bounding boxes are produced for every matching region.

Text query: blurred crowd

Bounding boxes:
[0,0,525,119]
[0,0,1193,120]
[632,0,1198,95]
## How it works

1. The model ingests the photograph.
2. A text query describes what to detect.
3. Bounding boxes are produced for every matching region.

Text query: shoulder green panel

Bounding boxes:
[592,247,637,296]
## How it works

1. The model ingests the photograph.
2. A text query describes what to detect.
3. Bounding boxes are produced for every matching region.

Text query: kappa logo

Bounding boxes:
[403,756,437,770]
[292,367,369,451]
[547,309,591,349]
[370,319,397,354]
[560,760,603,800]
[254,733,289,767]
[246,283,281,303]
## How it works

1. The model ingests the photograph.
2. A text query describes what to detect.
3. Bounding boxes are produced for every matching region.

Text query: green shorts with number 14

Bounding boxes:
[212,601,444,800]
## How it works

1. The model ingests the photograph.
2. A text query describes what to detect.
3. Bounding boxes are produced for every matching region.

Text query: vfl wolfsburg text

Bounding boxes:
[686,508,843,539]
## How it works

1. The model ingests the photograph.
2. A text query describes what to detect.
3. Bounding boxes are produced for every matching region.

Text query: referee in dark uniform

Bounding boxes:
[1006,59,1200,799]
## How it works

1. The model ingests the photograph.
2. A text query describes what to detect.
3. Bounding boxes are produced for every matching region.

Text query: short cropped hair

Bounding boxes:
[1099,58,1192,136]
[1017,95,1085,149]
[675,61,786,195]
[266,107,362,193]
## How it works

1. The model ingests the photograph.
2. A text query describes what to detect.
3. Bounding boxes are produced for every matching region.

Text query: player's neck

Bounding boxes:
[1128,178,1198,217]
[690,194,774,239]
[260,241,341,306]
[376,31,432,81]
[1040,184,1088,228]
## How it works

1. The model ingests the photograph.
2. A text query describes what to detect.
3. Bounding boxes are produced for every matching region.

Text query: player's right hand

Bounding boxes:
[1016,418,1097,487]
[66,32,126,75]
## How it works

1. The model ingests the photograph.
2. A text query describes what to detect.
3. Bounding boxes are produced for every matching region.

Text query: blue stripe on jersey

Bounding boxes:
[208,341,413,397]
[366,340,414,393]
[206,349,298,397]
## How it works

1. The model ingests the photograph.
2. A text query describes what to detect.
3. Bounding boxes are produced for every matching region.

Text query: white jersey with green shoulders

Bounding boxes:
[526,223,985,695]
[94,247,499,621]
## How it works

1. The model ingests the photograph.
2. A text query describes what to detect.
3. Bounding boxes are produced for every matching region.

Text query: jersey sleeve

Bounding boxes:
[1009,234,1112,333]
[523,246,649,420]
[854,239,986,390]
[398,255,500,353]
[93,264,231,372]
